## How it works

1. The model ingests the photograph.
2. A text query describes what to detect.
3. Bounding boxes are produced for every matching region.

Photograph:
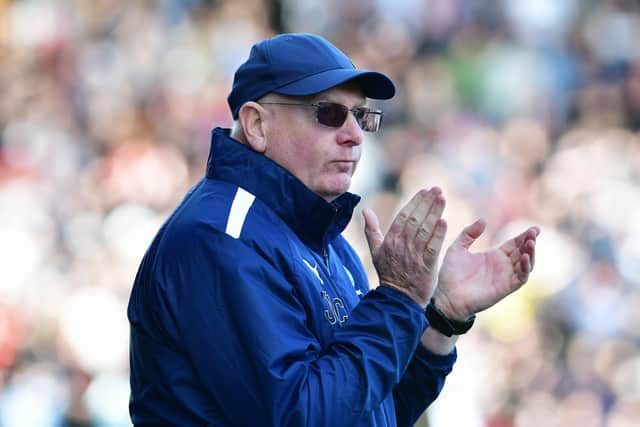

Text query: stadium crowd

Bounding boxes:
[0,0,639,426]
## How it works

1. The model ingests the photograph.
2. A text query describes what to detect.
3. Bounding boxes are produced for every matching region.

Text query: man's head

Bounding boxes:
[227,33,396,202]
[227,33,395,120]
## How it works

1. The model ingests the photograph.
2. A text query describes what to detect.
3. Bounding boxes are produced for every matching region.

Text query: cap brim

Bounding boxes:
[273,68,396,100]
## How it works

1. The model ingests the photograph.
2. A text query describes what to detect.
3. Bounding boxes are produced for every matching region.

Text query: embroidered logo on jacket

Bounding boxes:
[302,259,324,285]
[321,290,348,325]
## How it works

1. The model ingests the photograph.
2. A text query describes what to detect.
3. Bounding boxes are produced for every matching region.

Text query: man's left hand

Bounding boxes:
[432,219,540,322]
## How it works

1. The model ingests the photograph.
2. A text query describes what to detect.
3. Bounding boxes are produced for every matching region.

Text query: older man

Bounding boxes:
[127,33,539,426]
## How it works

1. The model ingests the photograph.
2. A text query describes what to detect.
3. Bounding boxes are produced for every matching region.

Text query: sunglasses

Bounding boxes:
[259,101,384,132]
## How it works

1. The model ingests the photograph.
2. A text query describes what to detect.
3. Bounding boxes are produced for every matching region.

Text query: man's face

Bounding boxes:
[261,83,366,202]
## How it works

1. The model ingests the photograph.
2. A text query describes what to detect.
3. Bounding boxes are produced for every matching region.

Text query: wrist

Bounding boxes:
[431,291,468,321]
[420,326,458,355]
[379,282,429,309]
[425,298,475,337]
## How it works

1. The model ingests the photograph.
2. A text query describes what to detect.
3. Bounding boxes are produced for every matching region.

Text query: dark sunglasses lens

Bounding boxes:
[317,103,349,127]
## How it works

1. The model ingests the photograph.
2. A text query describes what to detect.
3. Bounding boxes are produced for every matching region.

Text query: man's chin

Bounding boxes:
[318,183,352,202]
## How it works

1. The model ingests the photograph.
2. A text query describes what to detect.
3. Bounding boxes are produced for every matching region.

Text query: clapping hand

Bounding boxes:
[363,188,448,308]
[433,219,540,321]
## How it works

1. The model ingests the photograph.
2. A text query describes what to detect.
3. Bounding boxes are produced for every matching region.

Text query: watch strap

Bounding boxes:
[425,298,475,337]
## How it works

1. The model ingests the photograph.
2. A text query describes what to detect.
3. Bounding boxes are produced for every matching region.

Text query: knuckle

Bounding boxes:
[424,247,438,259]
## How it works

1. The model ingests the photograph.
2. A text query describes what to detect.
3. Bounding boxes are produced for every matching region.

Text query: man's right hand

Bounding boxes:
[363,188,448,308]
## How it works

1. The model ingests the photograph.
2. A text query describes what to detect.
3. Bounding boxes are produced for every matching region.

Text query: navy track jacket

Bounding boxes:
[128,128,456,426]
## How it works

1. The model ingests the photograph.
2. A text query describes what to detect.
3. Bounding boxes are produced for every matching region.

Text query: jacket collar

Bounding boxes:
[205,128,360,249]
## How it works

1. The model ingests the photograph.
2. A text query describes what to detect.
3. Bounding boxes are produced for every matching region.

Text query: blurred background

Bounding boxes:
[1,0,639,426]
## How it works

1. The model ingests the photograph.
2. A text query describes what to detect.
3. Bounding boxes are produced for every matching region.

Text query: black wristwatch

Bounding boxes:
[424,298,475,337]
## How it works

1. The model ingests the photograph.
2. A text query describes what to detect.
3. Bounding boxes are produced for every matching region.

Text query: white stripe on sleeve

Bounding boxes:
[225,187,255,239]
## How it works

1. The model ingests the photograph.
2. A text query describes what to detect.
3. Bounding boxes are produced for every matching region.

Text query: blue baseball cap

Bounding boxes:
[227,33,396,119]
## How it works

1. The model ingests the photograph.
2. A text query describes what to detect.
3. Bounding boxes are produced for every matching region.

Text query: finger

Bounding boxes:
[510,228,537,267]
[401,188,440,240]
[387,190,427,237]
[423,218,447,268]
[415,194,446,253]
[513,226,539,250]
[527,227,540,269]
[517,253,531,283]
[523,239,536,271]
[501,226,535,257]
[363,208,385,255]
[453,218,486,250]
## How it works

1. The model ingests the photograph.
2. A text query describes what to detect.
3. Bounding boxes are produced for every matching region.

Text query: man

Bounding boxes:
[127,33,539,426]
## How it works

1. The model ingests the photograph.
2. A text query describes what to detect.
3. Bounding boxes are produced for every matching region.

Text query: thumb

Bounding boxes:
[453,218,486,250]
[362,208,384,255]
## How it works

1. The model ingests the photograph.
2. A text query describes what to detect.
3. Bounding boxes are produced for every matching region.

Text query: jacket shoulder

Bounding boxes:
[156,179,294,268]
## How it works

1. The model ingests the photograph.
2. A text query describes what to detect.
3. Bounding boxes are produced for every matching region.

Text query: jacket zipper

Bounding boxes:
[322,205,340,271]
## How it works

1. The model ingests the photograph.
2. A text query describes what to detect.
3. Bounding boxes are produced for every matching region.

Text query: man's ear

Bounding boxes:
[237,102,268,153]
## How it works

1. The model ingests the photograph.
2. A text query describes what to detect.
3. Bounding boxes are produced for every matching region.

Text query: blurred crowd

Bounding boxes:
[1,0,639,426]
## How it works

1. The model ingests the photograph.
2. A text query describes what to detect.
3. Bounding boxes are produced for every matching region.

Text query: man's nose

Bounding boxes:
[337,111,363,146]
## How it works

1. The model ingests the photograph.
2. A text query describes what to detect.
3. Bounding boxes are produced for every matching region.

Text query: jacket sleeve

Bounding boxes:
[152,225,428,426]
[392,344,457,427]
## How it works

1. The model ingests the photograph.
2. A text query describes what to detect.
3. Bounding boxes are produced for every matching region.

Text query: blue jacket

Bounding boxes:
[128,127,456,426]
